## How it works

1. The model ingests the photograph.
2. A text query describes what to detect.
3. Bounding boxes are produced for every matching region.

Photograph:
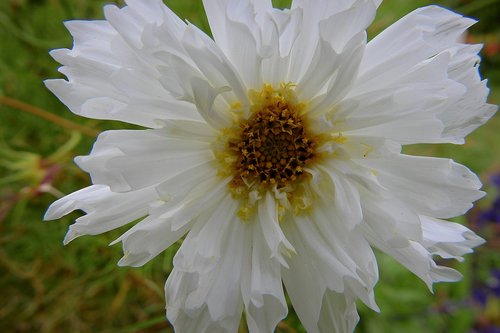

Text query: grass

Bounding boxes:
[0,0,499,332]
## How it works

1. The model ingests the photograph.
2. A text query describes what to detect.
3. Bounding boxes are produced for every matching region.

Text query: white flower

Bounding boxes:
[44,0,497,332]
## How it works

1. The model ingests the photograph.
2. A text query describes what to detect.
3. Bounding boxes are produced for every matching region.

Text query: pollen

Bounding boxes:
[227,83,318,191]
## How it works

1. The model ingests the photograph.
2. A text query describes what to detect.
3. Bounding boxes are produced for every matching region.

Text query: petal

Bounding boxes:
[44,185,157,244]
[283,206,379,310]
[172,194,240,274]
[359,5,476,87]
[313,163,364,230]
[165,210,249,332]
[242,223,288,333]
[306,35,365,116]
[295,0,376,101]
[288,0,379,81]
[202,0,271,56]
[75,129,214,192]
[189,77,233,129]
[257,191,296,267]
[362,224,463,290]
[182,24,248,106]
[281,209,377,332]
[357,154,484,219]
[352,5,496,143]
[360,191,423,247]
[318,290,359,333]
[112,175,231,267]
[46,1,204,128]
[438,45,497,143]
[335,51,470,144]
[112,211,192,267]
[420,216,485,261]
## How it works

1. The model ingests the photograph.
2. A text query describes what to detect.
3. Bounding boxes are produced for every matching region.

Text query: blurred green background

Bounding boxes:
[0,0,499,332]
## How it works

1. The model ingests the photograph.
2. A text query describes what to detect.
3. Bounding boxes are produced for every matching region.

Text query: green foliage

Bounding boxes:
[0,0,498,332]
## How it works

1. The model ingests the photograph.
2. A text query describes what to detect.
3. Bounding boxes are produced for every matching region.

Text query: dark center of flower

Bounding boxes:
[228,84,316,189]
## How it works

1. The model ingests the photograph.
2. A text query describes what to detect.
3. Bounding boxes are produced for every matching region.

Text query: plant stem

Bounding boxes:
[0,96,99,138]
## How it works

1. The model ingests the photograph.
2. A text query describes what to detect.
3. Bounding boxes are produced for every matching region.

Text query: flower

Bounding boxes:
[44,0,497,332]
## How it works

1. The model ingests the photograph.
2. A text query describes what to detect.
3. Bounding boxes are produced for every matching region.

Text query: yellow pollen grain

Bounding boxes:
[231,102,242,110]
[333,132,349,144]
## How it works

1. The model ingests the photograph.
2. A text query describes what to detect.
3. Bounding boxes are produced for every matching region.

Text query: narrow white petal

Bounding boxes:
[44,185,157,244]
[357,154,484,218]
[363,224,463,290]
[359,5,476,82]
[288,0,378,83]
[173,194,239,273]
[420,216,485,261]
[202,0,271,59]
[243,223,287,333]
[47,3,204,128]
[282,213,376,332]
[314,164,364,229]
[182,24,248,105]
[75,129,214,192]
[189,77,233,129]
[114,211,192,267]
[318,290,359,333]
[257,192,296,267]
[307,34,366,115]
[352,5,496,143]
[166,214,249,332]
[360,192,423,247]
[283,210,378,310]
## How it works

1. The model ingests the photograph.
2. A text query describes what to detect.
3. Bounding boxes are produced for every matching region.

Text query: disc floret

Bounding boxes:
[216,83,320,218]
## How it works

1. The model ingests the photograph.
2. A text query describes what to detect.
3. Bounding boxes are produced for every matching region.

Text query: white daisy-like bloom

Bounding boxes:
[45,0,497,332]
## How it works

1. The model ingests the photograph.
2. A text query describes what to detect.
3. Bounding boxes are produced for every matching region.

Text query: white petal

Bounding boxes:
[202,0,271,58]
[280,228,325,332]
[189,77,233,129]
[222,8,262,89]
[359,5,476,84]
[281,211,377,332]
[360,191,423,247]
[257,192,296,267]
[351,5,496,143]
[335,49,469,144]
[172,194,239,273]
[166,213,249,332]
[283,208,378,310]
[242,223,288,333]
[155,119,216,141]
[362,224,463,290]
[107,162,225,268]
[420,216,485,261]
[46,3,206,128]
[44,185,157,244]
[113,210,192,267]
[357,154,484,219]
[75,129,214,192]
[288,0,379,81]
[317,0,375,54]
[438,45,497,142]
[318,290,359,333]
[182,24,248,105]
[307,34,365,115]
[313,163,364,230]
[295,37,341,100]
[157,175,232,234]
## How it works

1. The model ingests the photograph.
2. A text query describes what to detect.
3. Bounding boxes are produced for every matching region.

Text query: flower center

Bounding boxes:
[229,85,316,189]
[215,83,322,220]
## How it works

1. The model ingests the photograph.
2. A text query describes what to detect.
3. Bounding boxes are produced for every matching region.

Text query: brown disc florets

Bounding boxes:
[228,84,317,190]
